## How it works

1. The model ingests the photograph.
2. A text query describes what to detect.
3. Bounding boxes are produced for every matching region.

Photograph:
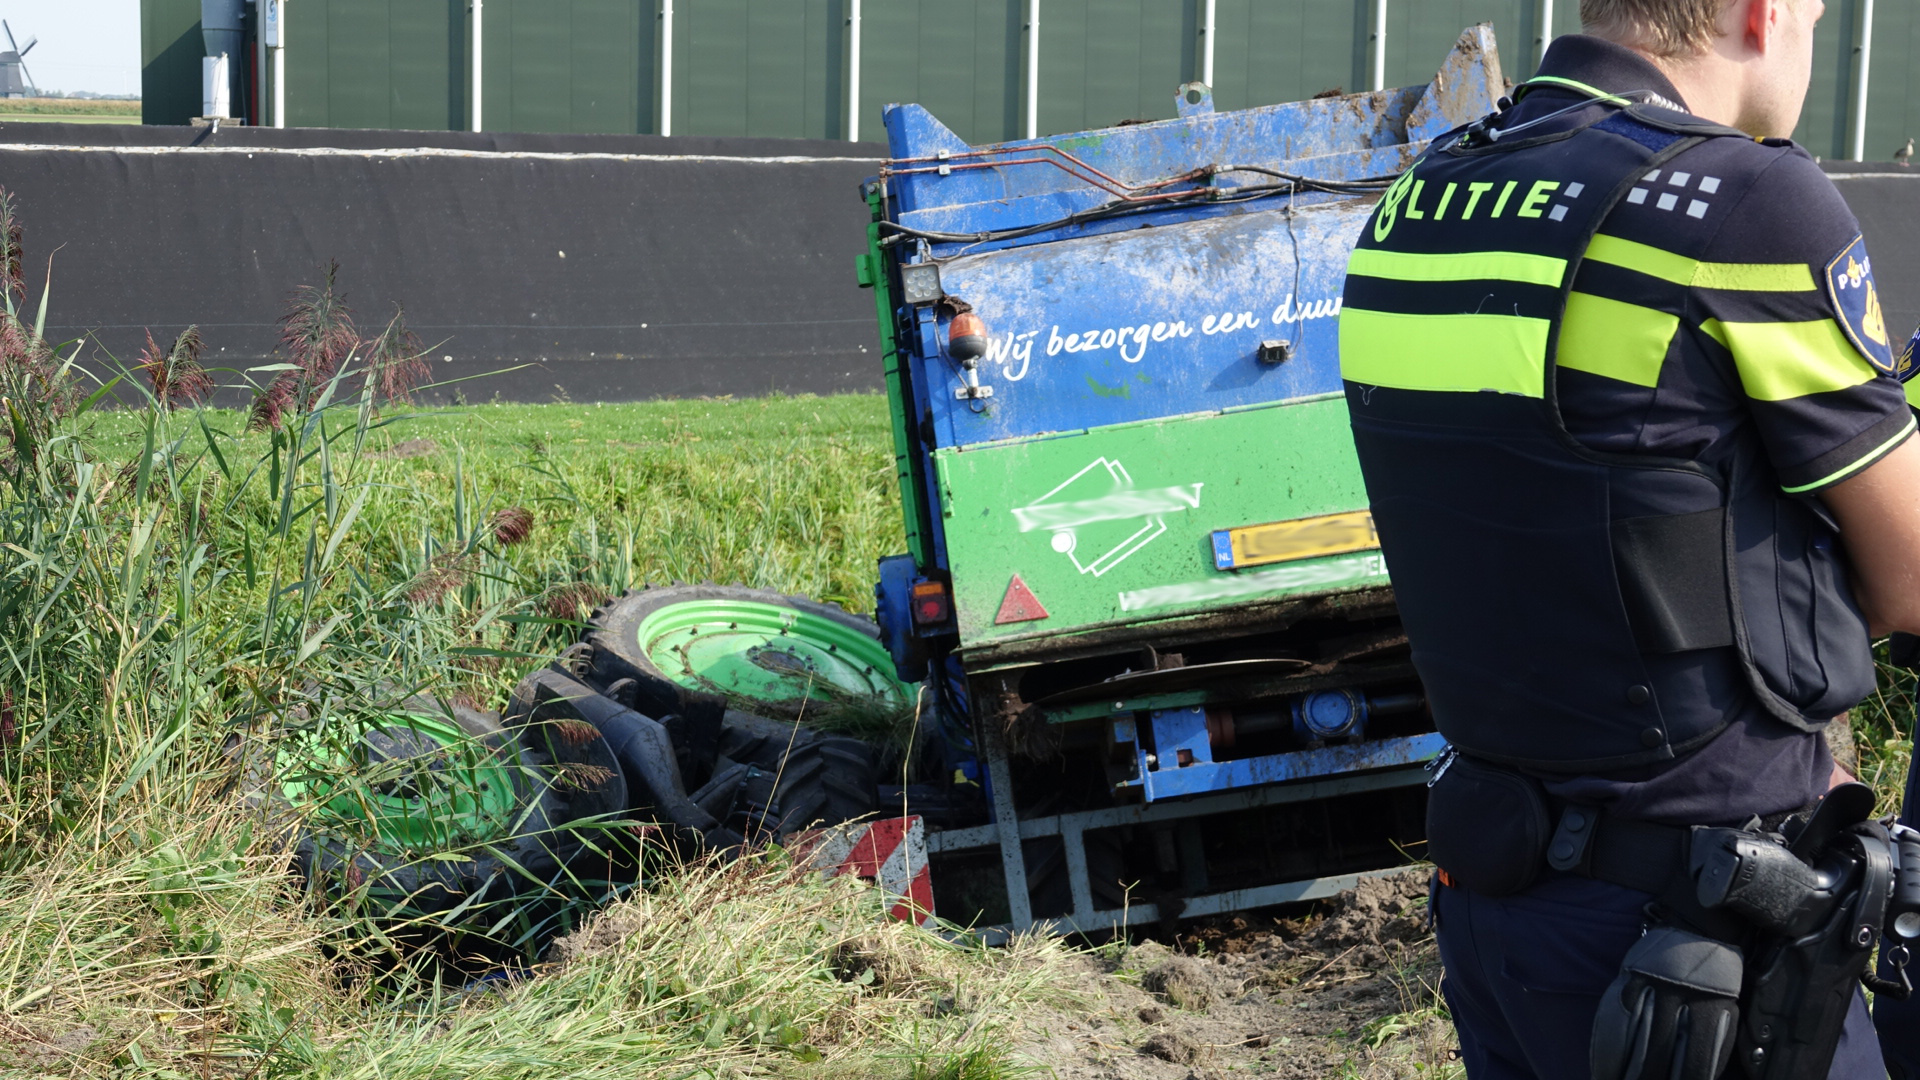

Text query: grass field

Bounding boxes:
[0,114,141,125]
[89,393,904,619]
[0,97,140,115]
[0,96,141,125]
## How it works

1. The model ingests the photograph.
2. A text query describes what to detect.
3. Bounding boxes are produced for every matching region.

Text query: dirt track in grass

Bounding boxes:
[1008,869,1462,1079]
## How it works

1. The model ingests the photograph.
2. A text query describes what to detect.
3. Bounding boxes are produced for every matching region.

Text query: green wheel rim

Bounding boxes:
[280,713,525,852]
[635,598,911,714]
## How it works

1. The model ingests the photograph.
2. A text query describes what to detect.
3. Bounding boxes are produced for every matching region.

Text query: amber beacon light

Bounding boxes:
[947,311,988,361]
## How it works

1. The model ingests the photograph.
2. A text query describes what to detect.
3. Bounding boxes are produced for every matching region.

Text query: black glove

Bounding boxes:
[1592,925,1743,1080]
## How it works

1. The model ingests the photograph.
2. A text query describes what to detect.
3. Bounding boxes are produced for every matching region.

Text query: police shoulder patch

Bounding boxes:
[1826,234,1895,373]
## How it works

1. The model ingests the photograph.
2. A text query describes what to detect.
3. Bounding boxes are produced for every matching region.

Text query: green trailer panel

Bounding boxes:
[933,395,1387,652]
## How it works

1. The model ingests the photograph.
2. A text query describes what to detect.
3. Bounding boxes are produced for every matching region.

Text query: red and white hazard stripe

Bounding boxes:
[801,815,935,927]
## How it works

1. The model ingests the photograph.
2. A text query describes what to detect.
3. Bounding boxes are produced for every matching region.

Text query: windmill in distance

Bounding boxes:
[0,22,36,99]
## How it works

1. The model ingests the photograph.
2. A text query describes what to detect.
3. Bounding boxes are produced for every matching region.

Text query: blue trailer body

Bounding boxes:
[882,40,1503,449]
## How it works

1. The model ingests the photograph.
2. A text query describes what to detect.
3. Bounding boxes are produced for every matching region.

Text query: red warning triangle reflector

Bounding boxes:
[994,574,1050,625]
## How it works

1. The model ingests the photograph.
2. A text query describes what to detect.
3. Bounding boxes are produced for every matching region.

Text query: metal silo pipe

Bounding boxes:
[471,0,483,132]
[847,0,862,142]
[1371,0,1387,92]
[660,0,674,136]
[1851,0,1874,162]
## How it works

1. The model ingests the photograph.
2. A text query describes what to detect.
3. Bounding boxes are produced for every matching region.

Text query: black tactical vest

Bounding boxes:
[1340,102,1875,770]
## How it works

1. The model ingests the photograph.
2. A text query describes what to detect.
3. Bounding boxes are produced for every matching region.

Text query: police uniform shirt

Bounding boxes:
[1512,36,1912,824]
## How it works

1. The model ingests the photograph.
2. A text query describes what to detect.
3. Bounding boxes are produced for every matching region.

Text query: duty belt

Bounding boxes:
[1426,749,1920,1078]
[1539,800,1800,944]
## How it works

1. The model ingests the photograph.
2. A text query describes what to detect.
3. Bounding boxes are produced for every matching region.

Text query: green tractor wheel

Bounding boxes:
[282,710,525,851]
[581,586,912,840]
[585,585,916,723]
[284,699,625,957]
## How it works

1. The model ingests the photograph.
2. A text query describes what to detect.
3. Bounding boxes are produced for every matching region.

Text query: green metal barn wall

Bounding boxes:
[141,0,204,126]
[672,0,840,138]
[286,0,457,130]
[142,0,1920,160]
[1801,0,1915,161]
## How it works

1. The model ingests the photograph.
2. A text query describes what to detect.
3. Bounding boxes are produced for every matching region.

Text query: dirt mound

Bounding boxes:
[1011,869,1459,1080]
[1140,954,1230,1011]
[1301,868,1431,950]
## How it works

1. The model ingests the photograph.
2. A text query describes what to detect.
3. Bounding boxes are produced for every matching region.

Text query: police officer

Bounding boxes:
[1338,0,1920,1077]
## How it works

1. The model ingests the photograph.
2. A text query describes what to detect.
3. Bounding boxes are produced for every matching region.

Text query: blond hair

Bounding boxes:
[1580,0,1726,57]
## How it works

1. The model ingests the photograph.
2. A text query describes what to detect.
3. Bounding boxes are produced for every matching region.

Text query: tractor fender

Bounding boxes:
[510,667,743,852]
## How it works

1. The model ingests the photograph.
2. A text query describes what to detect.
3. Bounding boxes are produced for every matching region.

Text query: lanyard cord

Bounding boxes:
[1514,75,1642,108]
[1464,79,1658,146]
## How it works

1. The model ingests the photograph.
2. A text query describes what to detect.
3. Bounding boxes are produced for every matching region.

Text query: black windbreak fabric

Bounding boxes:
[0,127,883,403]
[1827,166,1920,343]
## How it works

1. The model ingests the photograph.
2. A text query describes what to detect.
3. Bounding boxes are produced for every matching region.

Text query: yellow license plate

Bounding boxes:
[1210,510,1378,570]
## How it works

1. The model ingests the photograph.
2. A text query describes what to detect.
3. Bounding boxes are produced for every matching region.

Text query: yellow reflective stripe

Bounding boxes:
[1587,234,1696,284]
[1702,318,1878,401]
[1779,414,1917,494]
[1557,292,1678,387]
[1693,261,1814,291]
[1586,234,1816,292]
[1339,308,1548,396]
[1907,380,1920,410]
[1519,75,1636,106]
[1347,248,1567,286]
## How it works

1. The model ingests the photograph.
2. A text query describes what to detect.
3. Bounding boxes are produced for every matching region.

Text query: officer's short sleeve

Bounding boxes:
[1694,151,1914,493]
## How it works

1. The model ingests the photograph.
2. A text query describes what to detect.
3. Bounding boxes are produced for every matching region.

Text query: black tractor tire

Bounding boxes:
[588,585,885,708]
[712,711,880,842]
[570,588,744,785]
[716,708,823,763]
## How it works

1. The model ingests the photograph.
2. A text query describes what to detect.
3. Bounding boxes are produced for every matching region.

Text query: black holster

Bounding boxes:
[1692,815,1895,1078]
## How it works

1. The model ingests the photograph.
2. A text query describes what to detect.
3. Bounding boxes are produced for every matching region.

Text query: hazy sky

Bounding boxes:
[4,0,140,96]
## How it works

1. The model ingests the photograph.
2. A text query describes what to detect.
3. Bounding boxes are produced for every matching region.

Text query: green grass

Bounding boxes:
[1855,653,1914,811]
[86,394,903,622]
[0,97,141,125]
